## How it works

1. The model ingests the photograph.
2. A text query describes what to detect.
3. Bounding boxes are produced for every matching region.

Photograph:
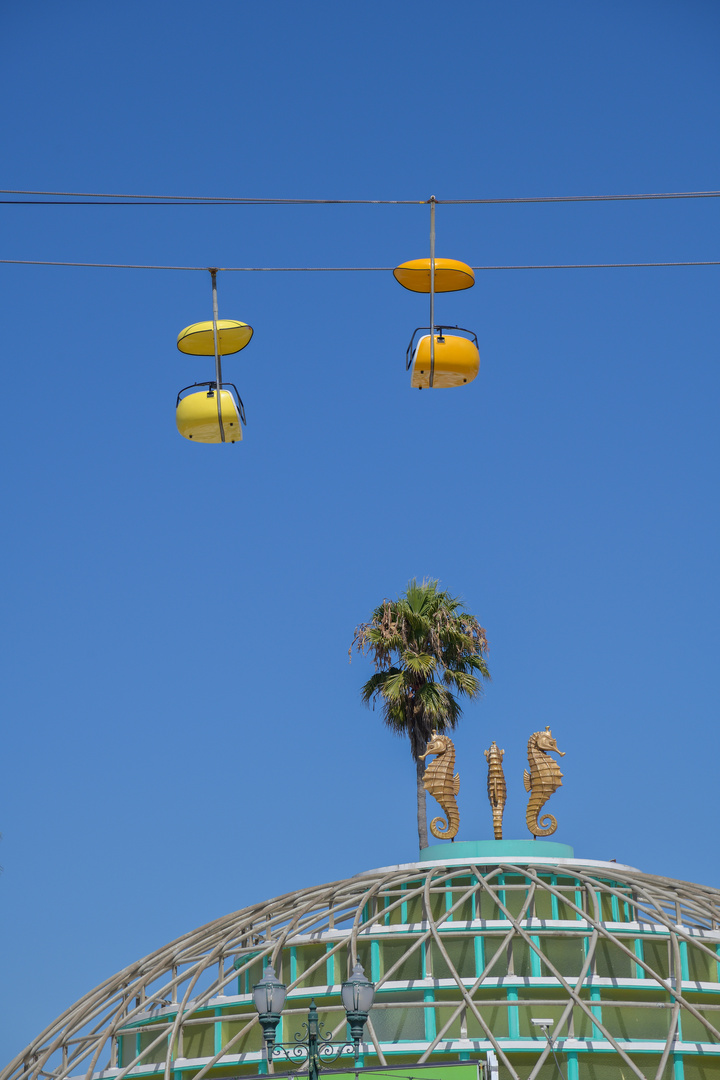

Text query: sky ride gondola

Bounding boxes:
[175,271,251,444]
[405,325,480,388]
[176,381,246,442]
[394,198,480,389]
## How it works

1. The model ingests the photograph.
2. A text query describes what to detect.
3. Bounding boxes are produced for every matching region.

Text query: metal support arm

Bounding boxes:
[264,1000,358,1080]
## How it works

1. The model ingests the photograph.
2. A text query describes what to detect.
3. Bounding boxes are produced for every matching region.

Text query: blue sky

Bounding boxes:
[1,0,719,1065]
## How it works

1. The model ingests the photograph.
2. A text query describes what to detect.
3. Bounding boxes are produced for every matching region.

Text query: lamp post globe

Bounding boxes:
[341,961,375,1052]
[252,965,287,1052]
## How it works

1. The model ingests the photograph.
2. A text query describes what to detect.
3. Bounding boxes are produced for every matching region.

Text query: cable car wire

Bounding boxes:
[1,258,719,271]
[2,188,720,205]
[0,258,210,269]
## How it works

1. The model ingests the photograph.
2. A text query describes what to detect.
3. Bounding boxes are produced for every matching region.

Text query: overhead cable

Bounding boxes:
[1,258,719,271]
[0,258,210,270]
[2,188,720,205]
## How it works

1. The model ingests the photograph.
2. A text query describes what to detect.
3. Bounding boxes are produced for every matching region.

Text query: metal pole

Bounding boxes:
[209,268,225,443]
[429,195,436,388]
[307,1000,319,1080]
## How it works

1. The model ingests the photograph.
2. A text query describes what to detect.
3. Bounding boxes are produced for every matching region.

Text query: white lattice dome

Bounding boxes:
[4,842,720,1080]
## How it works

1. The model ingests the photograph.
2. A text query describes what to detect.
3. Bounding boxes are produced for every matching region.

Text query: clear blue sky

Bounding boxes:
[1,0,719,1065]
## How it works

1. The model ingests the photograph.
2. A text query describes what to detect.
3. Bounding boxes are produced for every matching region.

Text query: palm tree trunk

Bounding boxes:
[416,756,429,851]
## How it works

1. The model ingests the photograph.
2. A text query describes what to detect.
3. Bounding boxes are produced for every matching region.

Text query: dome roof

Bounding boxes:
[4,848,720,1080]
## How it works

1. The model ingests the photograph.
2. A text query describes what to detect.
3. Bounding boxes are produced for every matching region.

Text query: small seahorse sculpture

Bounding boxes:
[524,727,566,837]
[419,730,460,841]
[484,741,507,839]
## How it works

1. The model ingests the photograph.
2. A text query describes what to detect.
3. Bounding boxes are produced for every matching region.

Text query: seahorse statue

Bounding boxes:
[524,727,566,837]
[484,741,506,839]
[419,730,460,840]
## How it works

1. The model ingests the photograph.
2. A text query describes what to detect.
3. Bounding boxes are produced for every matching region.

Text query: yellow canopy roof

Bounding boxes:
[393,258,475,293]
[177,319,253,356]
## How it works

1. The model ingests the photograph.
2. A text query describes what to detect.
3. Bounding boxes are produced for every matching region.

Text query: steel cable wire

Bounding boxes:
[3,187,720,204]
[1,258,719,271]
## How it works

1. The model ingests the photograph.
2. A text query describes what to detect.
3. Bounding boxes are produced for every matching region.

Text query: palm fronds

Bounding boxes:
[353,578,490,762]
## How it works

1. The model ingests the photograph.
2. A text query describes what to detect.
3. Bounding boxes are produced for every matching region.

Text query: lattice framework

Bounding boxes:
[4,859,720,1080]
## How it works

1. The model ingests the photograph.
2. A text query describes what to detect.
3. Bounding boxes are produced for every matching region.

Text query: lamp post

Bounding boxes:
[253,961,375,1080]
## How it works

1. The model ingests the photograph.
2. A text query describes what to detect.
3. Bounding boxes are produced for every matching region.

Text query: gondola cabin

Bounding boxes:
[176,385,244,443]
[407,327,480,389]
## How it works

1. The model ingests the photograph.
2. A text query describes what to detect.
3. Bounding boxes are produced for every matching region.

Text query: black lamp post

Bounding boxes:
[253,960,375,1080]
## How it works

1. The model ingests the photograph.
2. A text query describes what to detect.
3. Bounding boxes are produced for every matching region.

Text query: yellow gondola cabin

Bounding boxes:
[176,382,246,443]
[406,326,480,389]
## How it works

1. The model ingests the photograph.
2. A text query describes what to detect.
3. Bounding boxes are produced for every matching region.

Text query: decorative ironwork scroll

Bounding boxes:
[268,999,355,1080]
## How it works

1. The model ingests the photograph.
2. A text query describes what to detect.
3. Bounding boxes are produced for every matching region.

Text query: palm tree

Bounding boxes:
[352,578,490,850]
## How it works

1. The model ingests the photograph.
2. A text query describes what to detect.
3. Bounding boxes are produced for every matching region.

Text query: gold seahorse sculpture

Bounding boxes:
[484,741,507,839]
[524,727,566,837]
[419,730,460,841]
